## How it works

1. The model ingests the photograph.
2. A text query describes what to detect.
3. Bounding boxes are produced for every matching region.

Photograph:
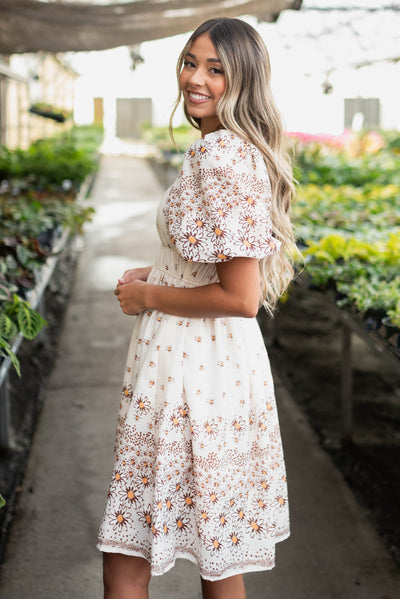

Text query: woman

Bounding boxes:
[97,17,296,599]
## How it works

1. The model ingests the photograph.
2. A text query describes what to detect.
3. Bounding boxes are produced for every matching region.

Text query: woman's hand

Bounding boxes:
[114,279,148,315]
[118,266,152,285]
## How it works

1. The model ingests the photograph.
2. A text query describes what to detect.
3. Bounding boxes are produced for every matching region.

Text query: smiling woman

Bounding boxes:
[97,17,297,599]
[179,34,226,136]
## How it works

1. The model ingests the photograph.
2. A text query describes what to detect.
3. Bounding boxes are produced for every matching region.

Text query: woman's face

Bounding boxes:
[179,33,226,137]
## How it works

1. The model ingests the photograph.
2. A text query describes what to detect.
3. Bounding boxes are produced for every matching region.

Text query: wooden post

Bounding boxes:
[341,323,353,444]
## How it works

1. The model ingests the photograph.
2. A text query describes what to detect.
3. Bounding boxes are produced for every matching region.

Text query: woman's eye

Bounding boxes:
[210,67,223,75]
[183,60,195,68]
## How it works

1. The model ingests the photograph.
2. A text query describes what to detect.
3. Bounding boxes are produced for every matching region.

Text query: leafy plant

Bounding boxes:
[0,125,100,374]
[0,295,47,376]
[290,131,400,334]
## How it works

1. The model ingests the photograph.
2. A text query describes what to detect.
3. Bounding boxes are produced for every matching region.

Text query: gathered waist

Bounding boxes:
[148,245,219,289]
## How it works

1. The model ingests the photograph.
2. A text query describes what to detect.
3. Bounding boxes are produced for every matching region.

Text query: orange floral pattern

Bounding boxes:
[97,130,289,581]
[165,130,281,263]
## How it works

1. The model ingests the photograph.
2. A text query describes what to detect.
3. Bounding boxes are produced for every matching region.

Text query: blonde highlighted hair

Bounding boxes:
[170,17,298,315]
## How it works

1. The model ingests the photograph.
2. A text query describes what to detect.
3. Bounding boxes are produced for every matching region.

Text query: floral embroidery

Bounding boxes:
[97,129,289,581]
[165,130,281,264]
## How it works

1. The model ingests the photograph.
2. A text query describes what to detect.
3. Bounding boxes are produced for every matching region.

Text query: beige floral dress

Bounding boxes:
[97,129,290,581]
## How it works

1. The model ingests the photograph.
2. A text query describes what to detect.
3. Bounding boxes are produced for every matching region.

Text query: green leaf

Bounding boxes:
[2,346,21,377]
[17,302,47,340]
[0,334,21,376]
[0,494,6,509]
[0,313,18,341]
[0,285,10,301]
[16,244,31,267]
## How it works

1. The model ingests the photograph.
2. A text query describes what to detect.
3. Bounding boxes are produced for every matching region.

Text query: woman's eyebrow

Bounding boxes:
[186,52,221,63]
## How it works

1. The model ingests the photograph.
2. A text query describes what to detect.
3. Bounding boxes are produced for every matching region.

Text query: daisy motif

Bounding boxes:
[178,403,189,419]
[121,383,133,399]
[238,234,258,255]
[242,195,257,208]
[111,470,124,487]
[216,136,229,150]
[205,537,223,556]
[229,532,242,548]
[276,495,287,506]
[197,141,211,159]
[231,417,246,435]
[218,513,228,527]
[247,515,265,537]
[138,509,152,530]
[170,413,181,428]
[165,497,174,511]
[208,249,232,262]
[203,419,218,438]
[182,493,195,509]
[254,497,267,511]
[138,472,152,488]
[207,225,230,245]
[200,509,210,523]
[177,230,205,260]
[239,212,257,229]
[190,421,200,438]
[236,144,248,159]
[118,485,142,506]
[135,395,151,416]
[206,491,219,505]
[259,236,280,254]
[236,508,246,522]
[151,524,161,537]
[175,516,191,533]
[259,476,271,492]
[109,509,132,531]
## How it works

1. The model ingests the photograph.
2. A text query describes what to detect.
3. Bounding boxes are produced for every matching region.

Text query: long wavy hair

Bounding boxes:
[170,17,299,315]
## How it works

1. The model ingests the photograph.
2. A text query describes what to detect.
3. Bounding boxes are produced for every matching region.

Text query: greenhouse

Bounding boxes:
[0,1,399,597]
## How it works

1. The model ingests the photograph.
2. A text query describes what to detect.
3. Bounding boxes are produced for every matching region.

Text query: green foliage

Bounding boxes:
[0,494,5,509]
[0,125,100,374]
[0,125,101,189]
[291,130,400,186]
[291,131,400,330]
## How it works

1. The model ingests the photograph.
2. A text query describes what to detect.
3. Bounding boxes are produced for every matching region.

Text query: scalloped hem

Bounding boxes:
[97,530,290,581]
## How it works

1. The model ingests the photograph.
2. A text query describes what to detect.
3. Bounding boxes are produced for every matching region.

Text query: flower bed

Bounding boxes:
[291,131,400,343]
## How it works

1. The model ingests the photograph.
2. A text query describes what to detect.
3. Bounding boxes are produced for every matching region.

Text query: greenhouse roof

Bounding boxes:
[0,0,302,54]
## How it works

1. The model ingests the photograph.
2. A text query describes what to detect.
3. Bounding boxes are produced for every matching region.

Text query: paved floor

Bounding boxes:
[0,154,399,599]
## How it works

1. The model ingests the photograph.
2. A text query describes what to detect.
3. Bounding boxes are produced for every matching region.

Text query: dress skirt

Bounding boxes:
[97,244,290,581]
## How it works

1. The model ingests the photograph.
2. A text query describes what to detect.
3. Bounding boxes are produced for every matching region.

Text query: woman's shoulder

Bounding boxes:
[184,129,264,172]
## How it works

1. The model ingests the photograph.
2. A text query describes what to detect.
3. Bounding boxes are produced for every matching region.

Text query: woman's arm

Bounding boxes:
[115,257,260,318]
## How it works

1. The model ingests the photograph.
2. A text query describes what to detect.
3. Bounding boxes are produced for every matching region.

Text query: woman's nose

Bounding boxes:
[189,67,205,86]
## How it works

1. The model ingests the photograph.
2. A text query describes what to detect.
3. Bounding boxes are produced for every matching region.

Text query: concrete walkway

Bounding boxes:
[0,154,399,599]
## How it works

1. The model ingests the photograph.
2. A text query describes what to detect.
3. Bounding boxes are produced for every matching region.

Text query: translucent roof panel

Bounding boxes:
[0,0,302,54]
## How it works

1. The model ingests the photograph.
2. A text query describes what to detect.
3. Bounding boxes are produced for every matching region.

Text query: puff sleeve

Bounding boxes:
[164,130,281,263]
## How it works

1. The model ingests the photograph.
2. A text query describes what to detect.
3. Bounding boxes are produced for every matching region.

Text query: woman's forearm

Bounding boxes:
[115,257,260,318]
[144,282,258,319]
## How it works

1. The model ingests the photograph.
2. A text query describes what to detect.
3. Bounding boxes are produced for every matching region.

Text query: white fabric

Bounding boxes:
[167,130,281,263]
[97,130,289,580]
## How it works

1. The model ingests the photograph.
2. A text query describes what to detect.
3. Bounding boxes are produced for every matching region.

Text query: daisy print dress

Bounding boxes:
[97,129,290,581]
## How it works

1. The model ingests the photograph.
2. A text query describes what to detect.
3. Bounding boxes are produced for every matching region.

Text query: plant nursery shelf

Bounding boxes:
[297,275,400,443]
[0,174,93,451]
[0,227,71,450]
